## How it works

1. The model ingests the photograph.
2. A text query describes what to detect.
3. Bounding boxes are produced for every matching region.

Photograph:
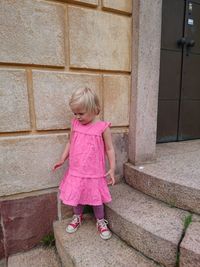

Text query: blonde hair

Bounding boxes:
[69,87,100,115]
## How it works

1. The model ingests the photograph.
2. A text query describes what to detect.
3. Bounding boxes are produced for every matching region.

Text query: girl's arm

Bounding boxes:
[60,141,70,162]
[53,128,72,170]
[103,127,116,185]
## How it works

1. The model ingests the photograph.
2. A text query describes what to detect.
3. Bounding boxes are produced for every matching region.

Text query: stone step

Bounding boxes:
[0,259,6,267]
[7,247,61,267]
[124,161,200,214]
[105,183,190,267]
[180,220,200,267]
[53,215,161,267]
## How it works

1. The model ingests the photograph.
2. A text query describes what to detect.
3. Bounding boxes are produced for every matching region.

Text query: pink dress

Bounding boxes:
[59,118,112,206]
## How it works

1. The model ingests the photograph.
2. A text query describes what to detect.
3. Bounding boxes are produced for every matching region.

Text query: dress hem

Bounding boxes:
[59,197,112,207]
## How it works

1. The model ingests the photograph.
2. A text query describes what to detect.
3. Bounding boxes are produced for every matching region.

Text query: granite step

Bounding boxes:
[53,215,161,267]
[105,183,190,267]
[0,259,6,267]
[180,219,200,267]
[124,160,200,214]
[7,247,61,267]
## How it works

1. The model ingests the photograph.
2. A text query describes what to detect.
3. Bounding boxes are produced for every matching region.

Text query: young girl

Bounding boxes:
[53,87,115,240]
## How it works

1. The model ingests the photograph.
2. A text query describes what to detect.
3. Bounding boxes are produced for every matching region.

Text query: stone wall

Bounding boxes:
[0,0,132,258]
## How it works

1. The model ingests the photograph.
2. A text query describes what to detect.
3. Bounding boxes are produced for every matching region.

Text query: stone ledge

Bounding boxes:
[66,0,98,7]
[102,0,132,14]
[0,188,58,202]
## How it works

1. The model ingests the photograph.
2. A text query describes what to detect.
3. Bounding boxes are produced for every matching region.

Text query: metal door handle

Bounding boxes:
[177,37,186,47]
[186,39,195,56]
[186,39,195,47]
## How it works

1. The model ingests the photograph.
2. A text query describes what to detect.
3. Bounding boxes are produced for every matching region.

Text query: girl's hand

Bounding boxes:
[52,159,65,171]
[106,169,115,186]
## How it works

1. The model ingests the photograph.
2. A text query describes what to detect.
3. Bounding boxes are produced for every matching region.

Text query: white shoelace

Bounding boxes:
[71,215,81,224]
[97,219,108,229]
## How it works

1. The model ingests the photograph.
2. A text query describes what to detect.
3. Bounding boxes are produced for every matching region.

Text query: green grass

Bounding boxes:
[83,205,93,214]
[168,200,176,208]
[183,214,193,232]
[176,251,180,267]
[40,233,55,247]
[176,214,193,266]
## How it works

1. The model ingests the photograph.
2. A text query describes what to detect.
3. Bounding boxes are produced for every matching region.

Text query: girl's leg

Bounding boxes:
[93,204,112,240]
[66,204,84,233]
[73,204,84,215]
[93,204,104,220]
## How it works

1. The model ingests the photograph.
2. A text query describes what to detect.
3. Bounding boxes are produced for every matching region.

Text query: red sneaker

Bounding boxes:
[66,214,82,233]
[97,219,112,240]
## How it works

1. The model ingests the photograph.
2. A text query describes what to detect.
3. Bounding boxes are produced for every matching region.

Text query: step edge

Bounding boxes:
[105,205,180,267]
[124,163,200,214]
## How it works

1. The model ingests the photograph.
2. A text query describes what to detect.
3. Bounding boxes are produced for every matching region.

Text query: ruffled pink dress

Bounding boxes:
[59,118,112,206]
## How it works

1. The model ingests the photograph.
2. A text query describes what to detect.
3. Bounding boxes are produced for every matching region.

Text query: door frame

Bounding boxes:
[129,0,162,164]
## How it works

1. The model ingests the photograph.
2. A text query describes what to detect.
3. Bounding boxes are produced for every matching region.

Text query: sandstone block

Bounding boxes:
[68,6,131,71]
[0,134,68,196]
[60,202,73,220]
[0,69,31,132]
[57,192,73,220]
[67,0,98,6]
[32,70,101,130]
[1,191,57,255]
[180,222,200,266]
[103,75,130,126]
[0,0,65,66]
[112,132,128,180]
[102,0,132,14]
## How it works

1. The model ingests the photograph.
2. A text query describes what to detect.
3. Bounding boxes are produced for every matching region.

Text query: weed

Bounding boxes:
[176,214,193,266]
[83,205,93,214]
[41,232,55,247]
[183,214,192,232]
[169,201,176,208]
[176,251,180,267]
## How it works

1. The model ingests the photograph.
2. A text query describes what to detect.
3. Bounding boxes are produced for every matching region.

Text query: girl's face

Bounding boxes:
[71,105,96,125]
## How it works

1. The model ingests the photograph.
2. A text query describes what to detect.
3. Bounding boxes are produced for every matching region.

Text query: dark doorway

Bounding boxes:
[157,0,200,143]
